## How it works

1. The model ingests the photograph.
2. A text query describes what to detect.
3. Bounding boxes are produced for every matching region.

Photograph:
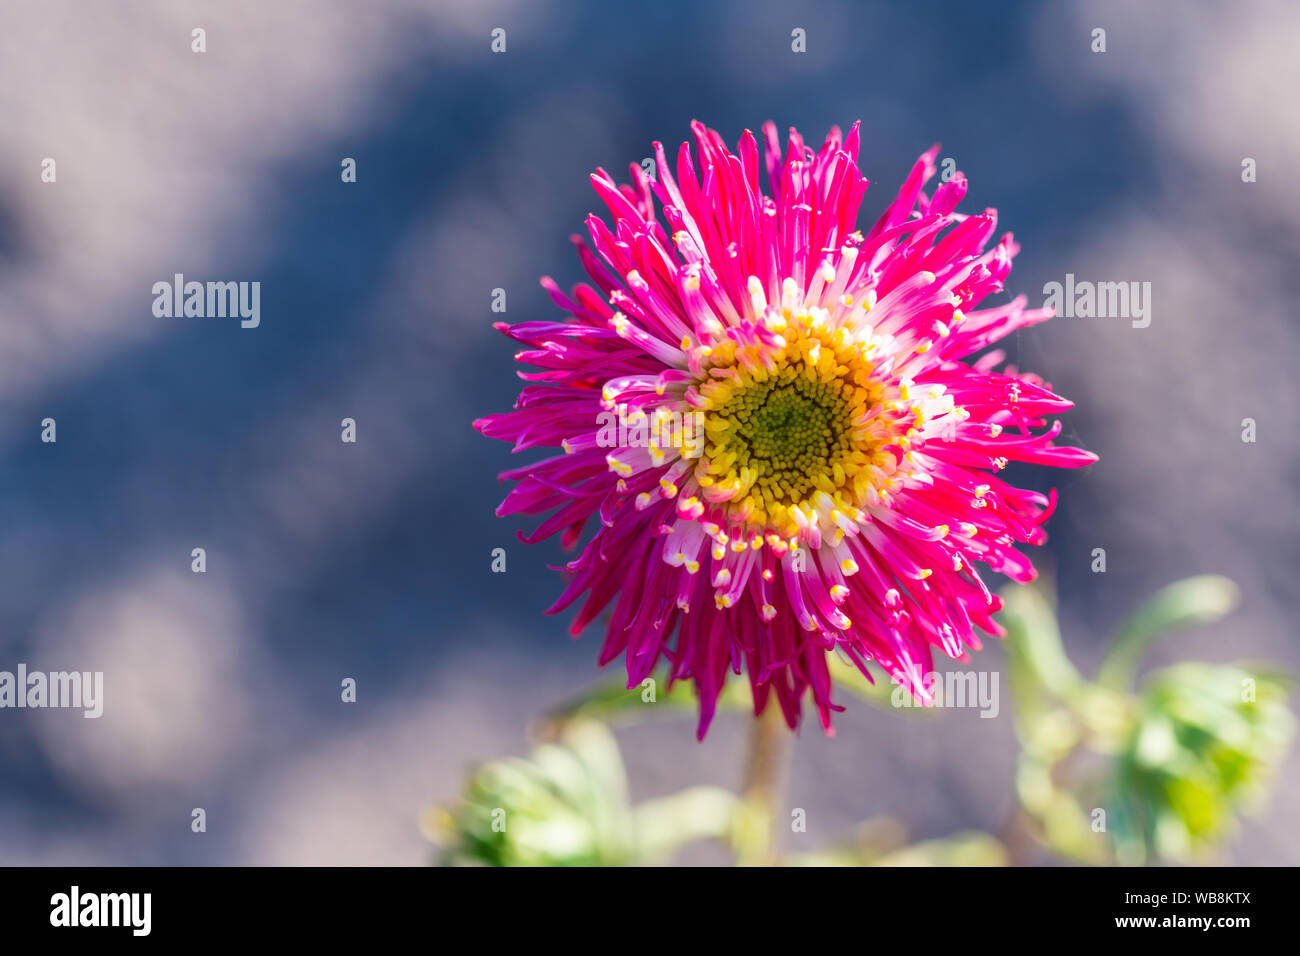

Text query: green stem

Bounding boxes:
[735,704,791,866]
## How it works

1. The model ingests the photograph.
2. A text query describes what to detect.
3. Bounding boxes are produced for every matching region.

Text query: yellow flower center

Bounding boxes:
[693,309,893,539]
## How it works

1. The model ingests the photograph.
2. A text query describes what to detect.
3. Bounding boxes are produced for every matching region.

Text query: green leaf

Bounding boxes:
[999,581,1087,711]
[1103,662,1295,863]
[1097,575,1239,691]
[541,671,752,729]
[434,719,637,866]
[632,786,740,863]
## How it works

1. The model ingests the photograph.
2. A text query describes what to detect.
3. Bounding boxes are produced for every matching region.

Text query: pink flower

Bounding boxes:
[475,121,1095,738]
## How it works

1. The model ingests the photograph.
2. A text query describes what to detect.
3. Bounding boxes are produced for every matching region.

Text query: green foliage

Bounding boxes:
[1107,663,1293,864]
[430,720,736,866]
[429,574,1294,867]
[999,574,1295,865]
[430,720,633,866]
[541,671,750,727]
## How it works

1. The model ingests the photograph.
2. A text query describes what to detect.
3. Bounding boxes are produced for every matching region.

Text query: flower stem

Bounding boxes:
[735,703,791,866]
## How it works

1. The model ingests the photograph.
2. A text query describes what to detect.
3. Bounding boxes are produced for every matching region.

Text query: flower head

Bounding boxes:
[476,121,1095,737]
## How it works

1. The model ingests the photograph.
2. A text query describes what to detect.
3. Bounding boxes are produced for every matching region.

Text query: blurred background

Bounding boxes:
[0,0,1296,865]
